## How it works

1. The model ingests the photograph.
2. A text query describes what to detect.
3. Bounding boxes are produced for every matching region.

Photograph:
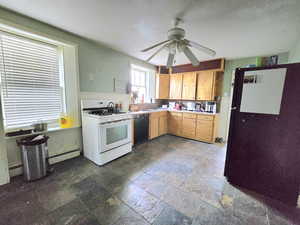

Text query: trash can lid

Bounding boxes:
[17,135,49,146]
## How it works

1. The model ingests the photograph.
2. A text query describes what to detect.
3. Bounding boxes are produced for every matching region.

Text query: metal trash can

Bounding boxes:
[17,135,49,181]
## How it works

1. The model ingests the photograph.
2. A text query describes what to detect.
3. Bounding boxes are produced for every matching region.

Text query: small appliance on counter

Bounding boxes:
[195,102,205,112]
[186,102,195,111]
[169,102,176,109]
[205,101,217,113]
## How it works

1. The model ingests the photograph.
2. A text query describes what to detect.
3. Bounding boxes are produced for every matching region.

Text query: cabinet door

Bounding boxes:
[168,113,182,136]
[169,74,183,99]
[149,117,159,139]
[182,72,197,100]
[197,71,215,101]
[196,119,214,143]
[156,74,170,99]
[158,115,168,136]
[182,117,196,139]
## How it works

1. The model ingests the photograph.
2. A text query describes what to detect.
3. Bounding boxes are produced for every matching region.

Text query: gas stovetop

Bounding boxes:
[88,110,127,116]
[89,110,113,116]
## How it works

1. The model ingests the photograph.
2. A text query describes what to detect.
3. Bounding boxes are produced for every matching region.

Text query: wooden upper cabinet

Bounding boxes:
[182,72,197,100]
[197,71,216,101]
[156,74,170,99]
[169,74,183,99]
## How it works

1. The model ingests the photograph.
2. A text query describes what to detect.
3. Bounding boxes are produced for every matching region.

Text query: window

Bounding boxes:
[131,65,152,103]
[0,32,65,130]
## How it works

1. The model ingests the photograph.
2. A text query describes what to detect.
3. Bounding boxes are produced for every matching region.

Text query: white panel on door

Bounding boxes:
[240,68,287,115]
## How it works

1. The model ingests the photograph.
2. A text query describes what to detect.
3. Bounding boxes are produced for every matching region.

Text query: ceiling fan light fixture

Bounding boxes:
[141,17,216,67]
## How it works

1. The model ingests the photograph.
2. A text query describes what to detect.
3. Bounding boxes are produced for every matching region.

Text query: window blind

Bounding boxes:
[0,33,64,129]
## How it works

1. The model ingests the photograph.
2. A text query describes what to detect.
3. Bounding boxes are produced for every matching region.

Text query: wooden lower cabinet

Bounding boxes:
[149,111,218,143]
[168,112,182,136]
[195,114,218,143]
[149,116,159,139]
[181,113,196,139]
[158,115,168,136]
[196,120,214,142]
[149,111,168,139]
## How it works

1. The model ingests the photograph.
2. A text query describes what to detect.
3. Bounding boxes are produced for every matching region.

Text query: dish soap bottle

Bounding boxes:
[59,114,73,128]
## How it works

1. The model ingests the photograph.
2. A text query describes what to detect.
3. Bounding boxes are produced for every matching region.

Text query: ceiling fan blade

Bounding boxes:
[166,52,175,68]
[184,39,216,56]
[183,46,199,66]
[141,40,170,52]
[146,44,167,62]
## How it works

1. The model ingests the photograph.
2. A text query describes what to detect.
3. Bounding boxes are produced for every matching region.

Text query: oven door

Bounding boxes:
[99,119,132,153]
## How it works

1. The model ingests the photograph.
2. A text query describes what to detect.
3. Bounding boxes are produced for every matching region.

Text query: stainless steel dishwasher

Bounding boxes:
[133,113,149,145]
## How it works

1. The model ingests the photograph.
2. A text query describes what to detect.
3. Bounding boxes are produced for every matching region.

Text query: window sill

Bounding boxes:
[4,126,81,140]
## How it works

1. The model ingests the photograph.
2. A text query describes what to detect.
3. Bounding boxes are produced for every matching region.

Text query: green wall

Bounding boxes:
[0,7,155,93]
[288,38,300,63]
[222,52,289,96]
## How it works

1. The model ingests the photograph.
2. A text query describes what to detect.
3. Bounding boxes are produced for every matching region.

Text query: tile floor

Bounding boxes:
[0,135,299,225]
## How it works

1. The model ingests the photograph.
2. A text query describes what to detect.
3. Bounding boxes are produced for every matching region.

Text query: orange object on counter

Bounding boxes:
[59,115,73,128]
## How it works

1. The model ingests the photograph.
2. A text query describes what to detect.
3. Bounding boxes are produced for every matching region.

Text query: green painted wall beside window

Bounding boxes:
[289,37,300,63]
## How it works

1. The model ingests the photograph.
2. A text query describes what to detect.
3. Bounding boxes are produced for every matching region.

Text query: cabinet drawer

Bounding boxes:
[197,114,214,121]
[158,111,168,117]
[183,113,197,119]
[149,112,160,119]
[169,112,183,117]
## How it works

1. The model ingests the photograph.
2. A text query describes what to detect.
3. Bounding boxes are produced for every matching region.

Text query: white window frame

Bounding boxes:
[0,31,67,131]
[131,64,151,103]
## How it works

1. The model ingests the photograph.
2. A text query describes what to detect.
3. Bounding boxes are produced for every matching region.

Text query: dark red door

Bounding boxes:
[224,64,300,206]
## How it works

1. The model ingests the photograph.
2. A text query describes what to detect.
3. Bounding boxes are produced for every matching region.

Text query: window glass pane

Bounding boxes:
[131,66,149,103]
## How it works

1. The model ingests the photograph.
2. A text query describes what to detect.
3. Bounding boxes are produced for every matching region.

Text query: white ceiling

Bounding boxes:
[1,0,300,65]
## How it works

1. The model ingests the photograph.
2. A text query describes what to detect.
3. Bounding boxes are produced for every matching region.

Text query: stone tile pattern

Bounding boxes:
[0,135,299,225]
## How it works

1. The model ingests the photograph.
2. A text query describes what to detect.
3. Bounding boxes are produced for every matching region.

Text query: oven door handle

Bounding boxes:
[100,118,131,125]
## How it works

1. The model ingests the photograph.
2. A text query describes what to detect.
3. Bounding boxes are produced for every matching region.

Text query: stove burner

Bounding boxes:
[89,110,112,116]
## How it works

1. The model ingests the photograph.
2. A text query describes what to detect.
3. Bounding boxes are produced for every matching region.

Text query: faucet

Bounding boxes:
[107,101,115,113]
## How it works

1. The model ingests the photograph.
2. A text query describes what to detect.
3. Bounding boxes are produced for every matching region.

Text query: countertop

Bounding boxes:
[128,108,217,115]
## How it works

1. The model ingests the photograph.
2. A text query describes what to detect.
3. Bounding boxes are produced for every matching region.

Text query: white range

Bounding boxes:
[81,100,133,166]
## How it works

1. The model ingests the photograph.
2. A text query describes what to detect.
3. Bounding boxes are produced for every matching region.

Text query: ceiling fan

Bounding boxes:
[141,18,216,68]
